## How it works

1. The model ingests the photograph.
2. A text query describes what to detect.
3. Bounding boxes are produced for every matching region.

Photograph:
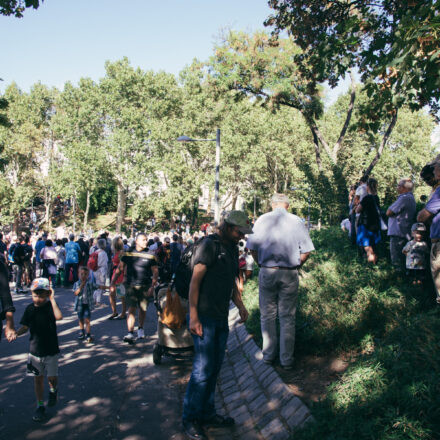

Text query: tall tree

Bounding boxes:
[0,0,42,17]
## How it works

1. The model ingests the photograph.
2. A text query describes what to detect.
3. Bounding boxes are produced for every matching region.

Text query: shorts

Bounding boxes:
[356,224,381,247]
[77,304,91,320]
[27,353,59,377]
[125,284,150,311]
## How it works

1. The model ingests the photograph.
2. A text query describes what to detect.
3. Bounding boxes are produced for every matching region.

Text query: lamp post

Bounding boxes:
[177,129,221,225]
[291,184,312,230]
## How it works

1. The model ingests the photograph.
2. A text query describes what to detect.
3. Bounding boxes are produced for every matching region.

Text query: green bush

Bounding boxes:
[242,227,440,439]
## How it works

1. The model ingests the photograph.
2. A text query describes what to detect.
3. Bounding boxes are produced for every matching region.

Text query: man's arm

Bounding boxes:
[188,263,207,337]
[147,265,159,297]
[232,280,248,323]
[299,252,311,267]
[4,311,16,342]
[417,209,433,223]
[16,325,29,336]
[386,208,395,217]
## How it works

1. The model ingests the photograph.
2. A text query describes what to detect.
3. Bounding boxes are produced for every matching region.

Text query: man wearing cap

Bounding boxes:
[246,193,314,369]
[386,178,416,273]
[182,210,250,440]
[418,159,440,303]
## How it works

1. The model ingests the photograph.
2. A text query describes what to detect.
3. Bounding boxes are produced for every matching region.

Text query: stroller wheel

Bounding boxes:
[153,344,162,365]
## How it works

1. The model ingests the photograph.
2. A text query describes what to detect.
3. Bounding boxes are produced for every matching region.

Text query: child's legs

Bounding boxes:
[84,318,91,334]
[34,376,44,402]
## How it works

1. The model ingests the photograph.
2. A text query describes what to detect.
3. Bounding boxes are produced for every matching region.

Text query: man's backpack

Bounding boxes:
[87,251,99,272]
[174,235,220,299]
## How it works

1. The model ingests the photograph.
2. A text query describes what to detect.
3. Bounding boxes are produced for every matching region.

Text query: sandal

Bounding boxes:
[108,313,118,320]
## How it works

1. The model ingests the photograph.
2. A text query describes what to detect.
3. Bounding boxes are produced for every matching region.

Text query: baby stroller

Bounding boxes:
[152,282,193,365]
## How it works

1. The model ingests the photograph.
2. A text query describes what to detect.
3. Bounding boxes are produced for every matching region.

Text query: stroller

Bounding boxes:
[152,282,194,365]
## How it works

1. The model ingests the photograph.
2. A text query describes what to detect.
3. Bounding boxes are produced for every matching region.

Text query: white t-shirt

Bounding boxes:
[340,218,351,234]
[355,184,368,201]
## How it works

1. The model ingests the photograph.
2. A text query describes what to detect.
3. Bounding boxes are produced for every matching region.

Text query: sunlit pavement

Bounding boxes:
[0,286,192,440]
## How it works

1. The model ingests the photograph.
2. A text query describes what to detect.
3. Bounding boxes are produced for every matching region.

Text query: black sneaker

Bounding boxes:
[183,420,206,440]
[33,406,46,422]
[48,390,57,407]
[77,332,85,340]
[202,414,235,428]
[85,335,93,343]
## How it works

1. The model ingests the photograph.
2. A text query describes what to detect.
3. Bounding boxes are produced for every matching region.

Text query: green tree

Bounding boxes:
[0,0,41,17]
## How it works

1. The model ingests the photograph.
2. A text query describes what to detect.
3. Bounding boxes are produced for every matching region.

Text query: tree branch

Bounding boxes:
[363,109,398,177]
[333,71,356,161]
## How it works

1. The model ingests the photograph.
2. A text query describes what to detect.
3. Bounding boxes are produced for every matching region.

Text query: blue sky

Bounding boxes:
[0,0,350,104]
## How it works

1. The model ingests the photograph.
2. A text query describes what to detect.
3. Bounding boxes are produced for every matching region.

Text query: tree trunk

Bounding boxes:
[13,214,19,235]
[231,192,238,211]
[116,183,126,234]
[83,189,90,231]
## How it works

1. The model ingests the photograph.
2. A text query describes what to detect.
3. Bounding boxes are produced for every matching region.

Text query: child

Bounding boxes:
[73,266,95,343]
[16,278,63,422]
[402,223,429,285]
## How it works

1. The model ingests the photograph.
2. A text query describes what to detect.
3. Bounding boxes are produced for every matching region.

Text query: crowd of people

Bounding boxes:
[341,157,440,303]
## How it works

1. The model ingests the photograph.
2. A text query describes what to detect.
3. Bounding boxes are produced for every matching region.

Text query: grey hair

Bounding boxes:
[399,178,414,191]
[97,238,107,250]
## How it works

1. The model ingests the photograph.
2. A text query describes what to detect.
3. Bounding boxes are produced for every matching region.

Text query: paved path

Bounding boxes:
[1,287,312,440]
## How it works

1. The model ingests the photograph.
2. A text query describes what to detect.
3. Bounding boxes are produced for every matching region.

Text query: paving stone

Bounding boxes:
[260,371,279,388]
[238,375,257,392]
[232,407,252,425]
[268,379,288,397]
[234,429,262,440]
[229,404,249,419]
[220,371,235,384]
[284,404,310,430]
[257,412,282,437]
[248,392,268,412]
[223,391,242,405]
[225,396,246,413]
[241,385,264,402]
[253,361,271,377]
[220,379,236,393]
[280,397,303,422]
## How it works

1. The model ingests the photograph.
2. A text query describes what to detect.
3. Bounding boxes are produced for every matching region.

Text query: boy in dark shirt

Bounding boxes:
[17,278,63,422]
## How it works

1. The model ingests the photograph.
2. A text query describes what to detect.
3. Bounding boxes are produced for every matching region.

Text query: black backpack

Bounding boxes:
[174,235,220,299]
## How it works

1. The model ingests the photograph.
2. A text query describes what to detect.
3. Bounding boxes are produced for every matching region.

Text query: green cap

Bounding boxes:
[224,210,253,234]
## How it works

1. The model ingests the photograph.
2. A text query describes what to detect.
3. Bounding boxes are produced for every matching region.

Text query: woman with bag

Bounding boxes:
[356,178,382,264]
[39,239,58,286]
[108,237,126,320]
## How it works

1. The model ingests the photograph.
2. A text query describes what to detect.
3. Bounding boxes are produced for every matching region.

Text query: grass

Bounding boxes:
[241,227,440,440]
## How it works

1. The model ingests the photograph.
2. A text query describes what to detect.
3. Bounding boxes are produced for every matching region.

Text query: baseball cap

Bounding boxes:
[224,210,253,234]
[411,222,426,232]
[31,277,50,292]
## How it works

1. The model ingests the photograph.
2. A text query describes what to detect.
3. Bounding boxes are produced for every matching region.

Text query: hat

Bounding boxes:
[271,193,291,205]
[224,210,253,234]
[412,222,426,232]
[31,277,50,292]
[164,237,171,243]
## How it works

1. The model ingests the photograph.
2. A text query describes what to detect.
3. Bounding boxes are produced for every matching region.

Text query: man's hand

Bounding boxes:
[5,326,17,342]
[49,289,55,301]
[189,316,203,337]
[238,306,249,323]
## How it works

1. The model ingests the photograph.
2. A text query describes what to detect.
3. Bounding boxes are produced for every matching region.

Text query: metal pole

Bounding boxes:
[214,128,221,225]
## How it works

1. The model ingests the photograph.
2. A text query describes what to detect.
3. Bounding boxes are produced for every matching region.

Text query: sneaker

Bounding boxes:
[32,406,46,422]
[202,414,235,428]
[77,332,85,340]
[48,390,57,407]
[183,420,207,440]
[123,332,135,343]
[85,335,93,343]
[137,328,145,339]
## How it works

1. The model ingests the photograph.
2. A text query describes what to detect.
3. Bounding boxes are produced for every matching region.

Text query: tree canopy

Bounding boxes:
[0,0,41,17]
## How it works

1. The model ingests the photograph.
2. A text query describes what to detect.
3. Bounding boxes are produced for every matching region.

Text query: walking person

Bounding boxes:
[182,211,250,440]
[108,237,126,320]
[110,233,159,343]
[73,266,95,342]
[64,234,81,286]
[1,256,16,342]
[247,194,314,369]
[92,238,109,306]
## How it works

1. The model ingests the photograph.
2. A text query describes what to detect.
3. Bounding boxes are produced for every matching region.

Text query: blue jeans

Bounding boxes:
[182,314,229,423]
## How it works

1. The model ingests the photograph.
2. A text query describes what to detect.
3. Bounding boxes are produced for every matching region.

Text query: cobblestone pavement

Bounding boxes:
[210,306,313,440]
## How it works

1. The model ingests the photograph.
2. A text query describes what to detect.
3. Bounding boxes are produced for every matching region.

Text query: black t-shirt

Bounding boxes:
[360,194,380,231]
[13,243,26,266]
[121,249,158,286]
[20,301,60,357]
[23,244,33,262]
[193,234,238,320]
[0,241,7,262]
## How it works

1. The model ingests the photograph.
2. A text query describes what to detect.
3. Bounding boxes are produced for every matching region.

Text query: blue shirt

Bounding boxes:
[34,240,45,263]
[246,208,315,267]
[387,192,416,239]
[65,241,81,264]
[425,187,440,239]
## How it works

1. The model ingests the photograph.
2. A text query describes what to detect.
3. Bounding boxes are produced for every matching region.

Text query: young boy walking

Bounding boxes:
[73,266,95,343]
[17,278,63,422]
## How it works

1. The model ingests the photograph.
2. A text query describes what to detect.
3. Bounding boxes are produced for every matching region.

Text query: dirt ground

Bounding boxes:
[275,352,356,404]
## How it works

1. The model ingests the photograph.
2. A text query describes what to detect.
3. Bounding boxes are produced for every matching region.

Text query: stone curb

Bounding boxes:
[215,304,314,440]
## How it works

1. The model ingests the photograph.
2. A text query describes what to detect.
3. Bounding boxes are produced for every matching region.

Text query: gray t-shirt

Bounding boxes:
[246,208,315,267]
[387,192,416,239]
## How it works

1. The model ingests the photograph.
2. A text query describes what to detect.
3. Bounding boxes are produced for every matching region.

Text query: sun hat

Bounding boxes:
[224,210,253,234]
[411,223,426,232]
[31,277,50,292]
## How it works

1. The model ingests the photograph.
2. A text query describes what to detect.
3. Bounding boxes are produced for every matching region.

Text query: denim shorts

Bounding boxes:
[77,304,91,320]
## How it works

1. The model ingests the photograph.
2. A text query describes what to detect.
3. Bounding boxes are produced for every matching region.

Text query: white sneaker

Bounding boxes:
[123,332,135,343]
[137,328,145,339]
